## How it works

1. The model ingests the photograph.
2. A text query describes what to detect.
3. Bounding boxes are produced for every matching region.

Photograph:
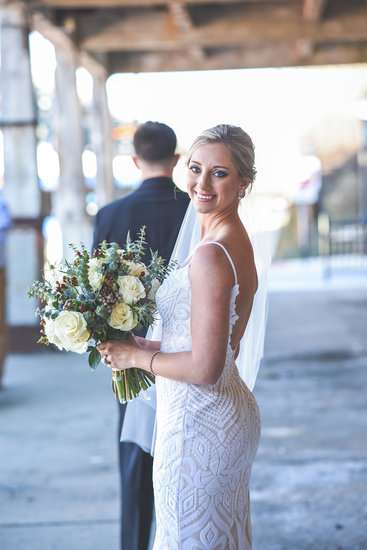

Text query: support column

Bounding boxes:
[0,2,42,350]
[54,42,91,261]
[357,122,367,222]
[92,71,114,208]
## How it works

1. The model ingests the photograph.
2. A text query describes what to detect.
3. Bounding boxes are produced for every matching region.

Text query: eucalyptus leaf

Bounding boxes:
[88,347,101,371]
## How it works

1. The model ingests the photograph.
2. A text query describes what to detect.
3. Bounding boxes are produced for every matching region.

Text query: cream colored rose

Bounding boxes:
[117,275,146,304]
[53,311,90,354]
[123,260,147,277]
[147,278,161,300]
[88,257,104,291]
[44,317,63,350]
[108,301,137,331]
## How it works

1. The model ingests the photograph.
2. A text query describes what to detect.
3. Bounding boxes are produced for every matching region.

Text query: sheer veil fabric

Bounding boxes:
[120,198,271,455]
[163,198,271,390]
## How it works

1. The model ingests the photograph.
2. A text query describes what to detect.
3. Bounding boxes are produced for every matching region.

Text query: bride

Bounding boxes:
[98,124,262,549]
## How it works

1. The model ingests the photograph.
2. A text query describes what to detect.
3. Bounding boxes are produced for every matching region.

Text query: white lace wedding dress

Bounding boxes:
[152,242,261,550]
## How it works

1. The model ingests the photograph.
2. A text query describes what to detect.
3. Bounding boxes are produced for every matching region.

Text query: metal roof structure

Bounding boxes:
[29,0,367,75]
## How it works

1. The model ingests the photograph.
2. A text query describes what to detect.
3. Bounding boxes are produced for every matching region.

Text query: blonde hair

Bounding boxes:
[186,124,256,185]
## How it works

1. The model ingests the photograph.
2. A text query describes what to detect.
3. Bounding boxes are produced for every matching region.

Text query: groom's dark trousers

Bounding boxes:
[92,177,189,550]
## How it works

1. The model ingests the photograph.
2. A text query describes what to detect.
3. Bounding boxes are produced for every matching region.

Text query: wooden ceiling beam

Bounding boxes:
[107,41,367,73]
[34,0,288,7]
[29,1,367,74]
[79,9,179,51]
[169,1,206,63]
[78,4,367,52]
[302,0,328,22]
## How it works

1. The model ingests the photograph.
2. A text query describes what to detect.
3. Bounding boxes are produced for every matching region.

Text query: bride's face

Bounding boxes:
[187,142,248,215]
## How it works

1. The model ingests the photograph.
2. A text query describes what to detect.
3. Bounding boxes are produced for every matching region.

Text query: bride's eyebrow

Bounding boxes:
[190,160,230,171]
[213,165,229,170]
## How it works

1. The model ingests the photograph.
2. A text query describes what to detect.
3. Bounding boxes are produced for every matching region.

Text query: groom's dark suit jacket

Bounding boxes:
[92,176,189,550]
[93,177,189,268]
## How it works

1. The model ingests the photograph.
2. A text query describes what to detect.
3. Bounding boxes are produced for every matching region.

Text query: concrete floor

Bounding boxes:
[1,262,367,550]
[252,290,367,550]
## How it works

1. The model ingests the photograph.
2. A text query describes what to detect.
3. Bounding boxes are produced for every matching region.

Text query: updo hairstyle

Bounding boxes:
[186,124,256,187]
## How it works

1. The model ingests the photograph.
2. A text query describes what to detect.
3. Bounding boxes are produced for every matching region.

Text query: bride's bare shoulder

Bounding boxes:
[190,243,235,285]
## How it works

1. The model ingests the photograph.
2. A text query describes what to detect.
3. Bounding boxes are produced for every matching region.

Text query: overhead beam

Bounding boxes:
[78,4,367,52]
[108,41,367,73]
[302,0,328,22]
[169,1,206,63]
[34,0,287,7]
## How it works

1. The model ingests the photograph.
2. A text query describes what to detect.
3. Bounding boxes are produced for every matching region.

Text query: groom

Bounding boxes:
[92,121,189,550]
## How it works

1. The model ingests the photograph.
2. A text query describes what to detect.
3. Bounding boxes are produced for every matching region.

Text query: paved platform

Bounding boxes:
[0,260,366,550]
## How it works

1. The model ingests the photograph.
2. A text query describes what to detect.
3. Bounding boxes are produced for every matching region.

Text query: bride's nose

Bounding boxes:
[196,171,210,190]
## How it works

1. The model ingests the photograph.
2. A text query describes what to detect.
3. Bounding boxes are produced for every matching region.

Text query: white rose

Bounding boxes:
[123,260,147,277]
[108,302,137,331]
[117,275,146,304]
[53,311,90,354]
[147,278,161,300]
[88,257,104,291]
[44,317,63,350]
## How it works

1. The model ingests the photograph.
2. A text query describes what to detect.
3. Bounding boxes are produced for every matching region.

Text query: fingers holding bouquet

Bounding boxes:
[98,334,139,370]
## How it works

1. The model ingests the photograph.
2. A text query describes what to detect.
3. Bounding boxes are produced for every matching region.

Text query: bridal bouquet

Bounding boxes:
[28,227,169,402]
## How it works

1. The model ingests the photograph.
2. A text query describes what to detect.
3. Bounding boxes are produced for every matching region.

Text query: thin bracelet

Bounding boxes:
[149,350,161,376]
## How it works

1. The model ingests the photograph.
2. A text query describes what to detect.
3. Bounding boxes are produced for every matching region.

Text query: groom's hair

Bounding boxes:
[133,121,177,163]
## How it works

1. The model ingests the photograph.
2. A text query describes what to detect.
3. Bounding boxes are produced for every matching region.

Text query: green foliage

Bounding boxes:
[28,225,170,358]
[125,226,147,261]
[88,347,101,371]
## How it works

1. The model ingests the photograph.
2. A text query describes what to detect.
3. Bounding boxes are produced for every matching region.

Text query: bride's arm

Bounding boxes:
[99,245,243,385]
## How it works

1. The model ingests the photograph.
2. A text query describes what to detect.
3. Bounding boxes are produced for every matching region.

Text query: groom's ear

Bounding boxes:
[132,156,141,170]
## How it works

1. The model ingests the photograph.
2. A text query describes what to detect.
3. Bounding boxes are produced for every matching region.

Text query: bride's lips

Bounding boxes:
[195,191,215,202]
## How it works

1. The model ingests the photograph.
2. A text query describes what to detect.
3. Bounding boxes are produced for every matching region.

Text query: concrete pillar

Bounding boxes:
[0,2,42,349]
[54,42,92,261]
[357,126,367,223]
[92,72,114,208]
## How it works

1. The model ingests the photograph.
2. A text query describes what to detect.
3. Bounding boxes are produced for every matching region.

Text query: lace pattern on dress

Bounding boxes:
[152,242,261,550]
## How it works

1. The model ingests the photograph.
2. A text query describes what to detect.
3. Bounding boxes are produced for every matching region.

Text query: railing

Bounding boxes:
[318,213,367,275]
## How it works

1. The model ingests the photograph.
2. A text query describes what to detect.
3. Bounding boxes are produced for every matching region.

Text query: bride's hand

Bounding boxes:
[97,333,139,371]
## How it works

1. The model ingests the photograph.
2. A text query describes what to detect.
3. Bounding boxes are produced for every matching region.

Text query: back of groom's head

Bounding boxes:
[133,121,177,163]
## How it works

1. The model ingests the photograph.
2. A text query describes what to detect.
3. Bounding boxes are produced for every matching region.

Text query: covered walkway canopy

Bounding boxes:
[30,0,367,73]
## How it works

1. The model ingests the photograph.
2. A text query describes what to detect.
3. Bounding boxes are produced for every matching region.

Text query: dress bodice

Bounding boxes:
[156,242,240,382]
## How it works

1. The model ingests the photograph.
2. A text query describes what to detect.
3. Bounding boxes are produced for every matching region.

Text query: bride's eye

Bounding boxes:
[189,165,200,173]
[214,170,227,178]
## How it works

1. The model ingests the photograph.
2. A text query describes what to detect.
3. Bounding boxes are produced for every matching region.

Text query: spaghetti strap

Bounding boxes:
[200,241,238,285]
